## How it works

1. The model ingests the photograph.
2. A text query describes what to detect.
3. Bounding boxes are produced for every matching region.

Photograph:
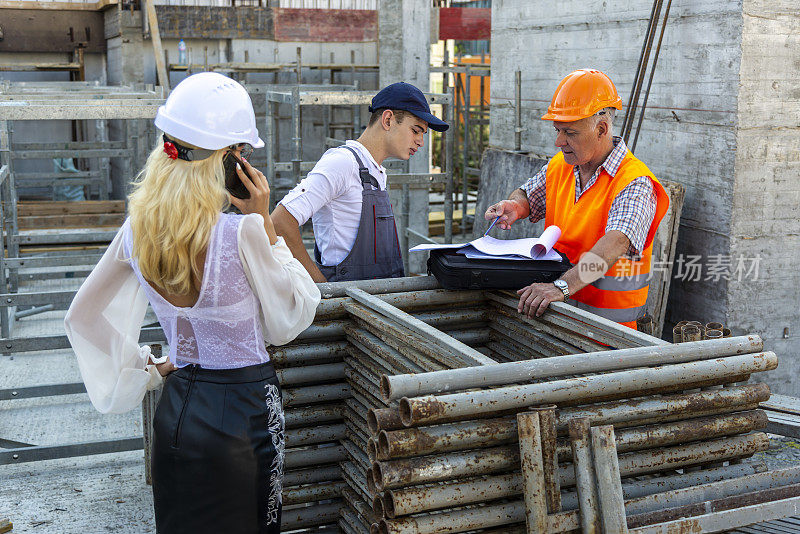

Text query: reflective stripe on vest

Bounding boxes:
[544,149,669,325]
[572,300,649,324]
[592,271,651,292]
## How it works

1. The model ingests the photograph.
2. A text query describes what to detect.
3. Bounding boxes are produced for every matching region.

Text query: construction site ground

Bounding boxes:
[2,274,799,533]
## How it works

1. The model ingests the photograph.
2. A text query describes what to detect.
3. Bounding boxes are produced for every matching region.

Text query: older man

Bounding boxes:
[485,69,669,328]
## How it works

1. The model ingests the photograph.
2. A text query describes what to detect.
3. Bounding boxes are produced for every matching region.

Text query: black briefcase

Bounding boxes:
[427,249,572,290]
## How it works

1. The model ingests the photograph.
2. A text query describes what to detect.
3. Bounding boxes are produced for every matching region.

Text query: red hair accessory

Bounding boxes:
[163,141,178,160]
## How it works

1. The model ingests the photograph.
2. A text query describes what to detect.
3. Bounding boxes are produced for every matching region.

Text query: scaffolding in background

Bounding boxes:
[0,82,164,336]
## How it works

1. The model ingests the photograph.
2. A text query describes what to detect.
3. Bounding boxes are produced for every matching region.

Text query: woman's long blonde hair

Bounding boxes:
[128,136,230,295]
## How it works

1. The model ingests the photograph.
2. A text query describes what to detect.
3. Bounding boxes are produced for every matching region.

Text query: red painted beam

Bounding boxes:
[439,7,491,41]
[273,8,378,42]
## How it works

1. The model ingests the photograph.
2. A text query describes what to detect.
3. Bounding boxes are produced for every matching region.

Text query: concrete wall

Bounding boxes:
[489,0,800,393]
[728,0,800,393]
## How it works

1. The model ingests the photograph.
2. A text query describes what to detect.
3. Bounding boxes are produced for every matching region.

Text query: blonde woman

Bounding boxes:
[64,73,320,533]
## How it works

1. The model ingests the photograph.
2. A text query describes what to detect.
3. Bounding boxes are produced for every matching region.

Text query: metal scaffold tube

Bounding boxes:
[399,352,777,427]
[381,335,763,400]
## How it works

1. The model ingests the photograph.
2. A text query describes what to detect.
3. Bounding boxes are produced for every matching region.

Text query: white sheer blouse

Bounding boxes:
[64,213,321,414]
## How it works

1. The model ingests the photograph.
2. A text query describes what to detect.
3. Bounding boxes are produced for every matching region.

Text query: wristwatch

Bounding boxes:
[553,279,570,301]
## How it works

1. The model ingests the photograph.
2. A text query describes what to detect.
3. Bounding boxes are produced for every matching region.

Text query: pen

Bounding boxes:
[485,216,501,236]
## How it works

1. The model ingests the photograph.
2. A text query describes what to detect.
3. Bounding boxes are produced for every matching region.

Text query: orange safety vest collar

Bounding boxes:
[544,150,669,328]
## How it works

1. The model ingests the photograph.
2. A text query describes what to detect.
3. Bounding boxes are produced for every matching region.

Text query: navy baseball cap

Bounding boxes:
[368,82,450,132]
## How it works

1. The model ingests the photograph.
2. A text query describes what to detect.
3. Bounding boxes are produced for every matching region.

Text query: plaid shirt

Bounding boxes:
[519,137,657,257]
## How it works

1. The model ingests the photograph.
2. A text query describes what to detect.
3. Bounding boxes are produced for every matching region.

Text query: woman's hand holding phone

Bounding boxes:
[227,157,279,245]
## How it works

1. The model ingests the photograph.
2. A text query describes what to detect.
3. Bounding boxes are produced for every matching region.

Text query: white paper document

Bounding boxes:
[409,225,563,262]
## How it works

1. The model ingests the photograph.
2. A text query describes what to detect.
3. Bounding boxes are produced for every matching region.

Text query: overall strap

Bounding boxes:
[341,145,381,190]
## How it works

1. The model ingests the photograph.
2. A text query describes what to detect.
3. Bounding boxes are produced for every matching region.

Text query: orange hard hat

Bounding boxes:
[541,69,623,122]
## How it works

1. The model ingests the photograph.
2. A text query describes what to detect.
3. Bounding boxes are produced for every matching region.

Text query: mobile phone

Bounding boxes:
[223,151,253,200]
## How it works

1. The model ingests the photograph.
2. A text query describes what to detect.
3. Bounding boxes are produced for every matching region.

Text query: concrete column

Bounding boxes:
[379,0,432,274]
[105,5,146,198]
[727,0,800,394]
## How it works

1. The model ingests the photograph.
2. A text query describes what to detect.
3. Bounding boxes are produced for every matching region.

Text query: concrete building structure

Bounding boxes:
[489,0,800,394]
[379,0,433,273]
[2,3,381,199]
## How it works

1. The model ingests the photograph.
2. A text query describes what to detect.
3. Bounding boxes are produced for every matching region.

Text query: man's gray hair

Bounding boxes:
[592,107,616,134]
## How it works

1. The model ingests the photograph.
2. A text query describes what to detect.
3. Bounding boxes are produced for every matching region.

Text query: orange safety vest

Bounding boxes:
[544,150,669,328]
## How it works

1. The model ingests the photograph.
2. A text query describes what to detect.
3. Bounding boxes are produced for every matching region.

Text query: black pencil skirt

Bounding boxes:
[151,361,284,534]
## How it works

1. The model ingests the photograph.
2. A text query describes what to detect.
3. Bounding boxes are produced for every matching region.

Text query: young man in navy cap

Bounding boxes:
[272,82,449,282]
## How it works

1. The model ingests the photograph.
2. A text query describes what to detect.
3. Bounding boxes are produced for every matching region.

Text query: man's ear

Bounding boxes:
[597,118,609,139]
[381,109,394,131]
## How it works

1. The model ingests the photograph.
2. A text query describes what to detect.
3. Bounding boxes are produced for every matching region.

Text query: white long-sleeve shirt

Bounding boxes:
[64,213,320,414]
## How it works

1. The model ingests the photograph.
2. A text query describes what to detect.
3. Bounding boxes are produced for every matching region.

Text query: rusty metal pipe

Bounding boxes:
[706,329,723,340]
[283,480,349,506]
[281,501,342,530]
[367,438,378,462]
[624,464,800,517]
[351,322,447,374]
[534,405,561,513]
[378,501,525,534]
[399,352,776,427]
[284,404,344,428]
[376,385,768,459]
[682,324,701,342]
[285,444,347,469]
[295,321,348,342]
[368,407,404,434]
[282,464,341,486]
[378,460,767,520]
[382,336,762,401]
[555,410,767,461]
[548,461,782,532]
[569,418,599,534]
[377,418,518,460]
[277,362,345,386]
[345,287,496,368]
[317,276,441,298]
[626,481,800,529]
[383,472,521,518]
[517,411,548,533]
[555,383,769,432]
[283,382,350,408]
[271,340,349,366]
[559,461,767,510]
[373,445,519,491]
[315,288,486,320]
[346,300,493,370]
[590,425,628,533]
[285,423,346,448]
[372,433,767,493]
[672,325,682,343]
[560,433,769,487]
[346,326,428,375]
[354,313,490,372]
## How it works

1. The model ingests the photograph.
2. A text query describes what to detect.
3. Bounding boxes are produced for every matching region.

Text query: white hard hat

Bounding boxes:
[154,72,264,150]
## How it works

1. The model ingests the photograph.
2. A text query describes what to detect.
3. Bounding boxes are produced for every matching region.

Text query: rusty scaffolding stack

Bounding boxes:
[3,275,800,532]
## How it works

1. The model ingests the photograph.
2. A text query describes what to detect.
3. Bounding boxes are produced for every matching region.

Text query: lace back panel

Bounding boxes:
[123,213,269,369]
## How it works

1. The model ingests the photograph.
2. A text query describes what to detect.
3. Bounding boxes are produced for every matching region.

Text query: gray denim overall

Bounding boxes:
[314,145,404,282]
